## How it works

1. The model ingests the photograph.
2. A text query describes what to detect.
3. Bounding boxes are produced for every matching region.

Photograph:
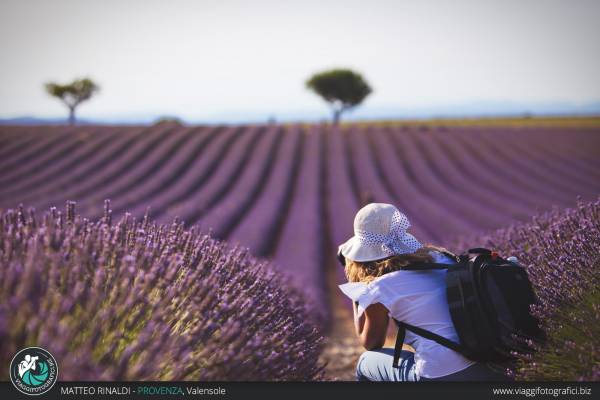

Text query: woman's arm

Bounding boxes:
[353,301,389,350]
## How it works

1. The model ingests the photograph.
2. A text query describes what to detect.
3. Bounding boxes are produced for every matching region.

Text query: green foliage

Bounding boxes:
[44,78,99,124]
[306,69,372,124]
[516,288,600,381]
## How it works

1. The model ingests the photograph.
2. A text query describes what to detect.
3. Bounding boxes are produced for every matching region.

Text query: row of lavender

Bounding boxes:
[452,198,600,381]
[1,124,600,307]
[0,202,324,380]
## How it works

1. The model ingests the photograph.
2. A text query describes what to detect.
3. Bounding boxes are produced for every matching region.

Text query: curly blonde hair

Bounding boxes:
[344,244,452,283]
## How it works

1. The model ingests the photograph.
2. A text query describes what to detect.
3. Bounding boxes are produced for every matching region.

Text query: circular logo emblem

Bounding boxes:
[9,347,58,396]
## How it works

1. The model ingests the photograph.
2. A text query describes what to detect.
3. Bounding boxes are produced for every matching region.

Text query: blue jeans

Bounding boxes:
[355,348,512,382]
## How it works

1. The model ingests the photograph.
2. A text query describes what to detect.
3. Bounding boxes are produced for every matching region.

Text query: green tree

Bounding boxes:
[306,69,372,125]
[45,78,99,125]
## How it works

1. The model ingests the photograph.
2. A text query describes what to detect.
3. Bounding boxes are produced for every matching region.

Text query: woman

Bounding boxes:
[338,203,510,381]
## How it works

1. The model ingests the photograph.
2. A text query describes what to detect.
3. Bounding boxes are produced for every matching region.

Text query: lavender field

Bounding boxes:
[1,121,600,380]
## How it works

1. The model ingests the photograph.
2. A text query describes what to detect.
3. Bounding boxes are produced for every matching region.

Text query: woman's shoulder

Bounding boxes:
[342,250,455,291]
[428,249,456,264]
[338,280,384,316]
[379,250,455,278]
[370,251,453,287]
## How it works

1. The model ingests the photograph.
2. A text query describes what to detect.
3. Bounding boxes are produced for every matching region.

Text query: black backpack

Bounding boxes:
[392,248,544,368]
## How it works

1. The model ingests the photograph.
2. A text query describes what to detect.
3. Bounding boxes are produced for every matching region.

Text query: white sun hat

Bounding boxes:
[338,203,422,262]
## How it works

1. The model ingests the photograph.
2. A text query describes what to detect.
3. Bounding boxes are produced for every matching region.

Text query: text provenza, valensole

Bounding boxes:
[60,386,227,396]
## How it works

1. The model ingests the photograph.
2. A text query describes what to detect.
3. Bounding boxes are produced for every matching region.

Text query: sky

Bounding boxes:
[1,0,599,123]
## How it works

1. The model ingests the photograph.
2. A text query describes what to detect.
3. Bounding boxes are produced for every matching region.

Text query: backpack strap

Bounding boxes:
[393,322,407,368]
[400,262,450,271]
[392,319,471,368]
[401,249,460,271]
[467,248,491,255]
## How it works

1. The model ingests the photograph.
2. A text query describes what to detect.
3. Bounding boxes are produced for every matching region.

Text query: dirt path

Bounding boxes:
[319,277,364,380]
[319,260,414,380]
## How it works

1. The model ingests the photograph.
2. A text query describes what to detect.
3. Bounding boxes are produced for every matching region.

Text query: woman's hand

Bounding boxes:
[353,301,389,350]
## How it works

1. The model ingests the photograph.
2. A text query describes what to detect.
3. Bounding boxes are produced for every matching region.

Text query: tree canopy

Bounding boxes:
[306,69,372,124]
[45,78,99,125]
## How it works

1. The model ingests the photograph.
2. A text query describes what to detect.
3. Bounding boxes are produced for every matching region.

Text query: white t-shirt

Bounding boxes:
[338,251,476,378]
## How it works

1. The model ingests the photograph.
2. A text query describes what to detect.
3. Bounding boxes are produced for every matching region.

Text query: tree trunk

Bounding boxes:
[68,107,76,125]
[332,108,342,126]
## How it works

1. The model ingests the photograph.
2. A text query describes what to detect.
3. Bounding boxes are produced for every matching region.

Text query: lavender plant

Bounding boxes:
[0,201,324,381]
[452,197,600,381]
